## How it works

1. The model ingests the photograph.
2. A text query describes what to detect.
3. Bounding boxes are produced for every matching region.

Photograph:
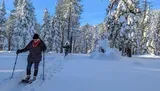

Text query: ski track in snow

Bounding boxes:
[20,54,66,91]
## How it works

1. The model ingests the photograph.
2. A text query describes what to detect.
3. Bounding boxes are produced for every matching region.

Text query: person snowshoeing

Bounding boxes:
[63,41,70,57]
[16,33,47,81]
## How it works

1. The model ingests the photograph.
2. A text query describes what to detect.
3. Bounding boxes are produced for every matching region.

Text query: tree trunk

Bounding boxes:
[8,36,11,51]
[70,32,73,53]
[60,27,64,53]
[86,43,88,54]
[67,5,71,41]
[73,39,76,53]
[68,3,72,53]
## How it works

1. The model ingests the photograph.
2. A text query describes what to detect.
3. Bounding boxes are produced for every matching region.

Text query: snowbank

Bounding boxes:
[90,48,122,60]
[135,54,160,59]
[105,48,122,60]
[132,54,160,62]
[91,39,122,60]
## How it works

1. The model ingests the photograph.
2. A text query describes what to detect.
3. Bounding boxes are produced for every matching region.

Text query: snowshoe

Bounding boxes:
[21,79,34,84]
[20,75,32,84]
[21,76,36,84]
[21,79,30,83]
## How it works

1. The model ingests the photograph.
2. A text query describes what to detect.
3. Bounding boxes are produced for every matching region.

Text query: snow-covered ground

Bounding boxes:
[0,51,160,91]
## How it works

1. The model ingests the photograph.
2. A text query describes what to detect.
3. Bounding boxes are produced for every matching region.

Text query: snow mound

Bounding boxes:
[90,48,122,60]
[105,48,122,60]
[90,51,107,60]
[91,38,122,60]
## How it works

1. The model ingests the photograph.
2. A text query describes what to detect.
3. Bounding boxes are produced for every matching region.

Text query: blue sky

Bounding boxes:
[1,0,160,26]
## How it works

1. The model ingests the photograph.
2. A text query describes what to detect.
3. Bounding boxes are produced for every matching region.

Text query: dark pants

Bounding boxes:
[26,61,40,76]
[127,48,132,57]
[65,51,69,56]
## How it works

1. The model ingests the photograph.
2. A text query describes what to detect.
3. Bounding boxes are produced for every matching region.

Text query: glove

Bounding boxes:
[16,49,22,54]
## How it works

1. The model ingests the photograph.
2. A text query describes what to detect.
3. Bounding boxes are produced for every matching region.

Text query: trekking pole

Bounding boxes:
[10,54,18,79]
[42,52,45,81]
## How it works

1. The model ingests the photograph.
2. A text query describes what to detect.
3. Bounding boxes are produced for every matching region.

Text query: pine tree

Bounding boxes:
[92,25,100,52]
[41,8,51,51]
[153,12,160,55]
[91,23,108,53]
[50,16,56,52]
[81,24,94,53]
[106,0,141,55]
[50,16,61,53]
[55,0,67,53]
[4,12,16,51]
[12,0,23,49]
[141,0,150,54]
[65,0,83,52]
[148,10,160,55]
[0,0,6,50]
[132,0,150,55]
[74,26,84,53]
[98,23,107,40]
[72,29,81,53]
[55,0,83,53]
[13,0,37,48]
[35,23,41,35]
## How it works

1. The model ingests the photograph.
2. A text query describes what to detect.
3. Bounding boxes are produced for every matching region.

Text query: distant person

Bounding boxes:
[16,33,46,82]
[63,42,70,57]
[126,46,131,57]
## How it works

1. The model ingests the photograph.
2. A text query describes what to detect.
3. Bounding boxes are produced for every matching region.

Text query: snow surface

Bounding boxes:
[0,51,160,91]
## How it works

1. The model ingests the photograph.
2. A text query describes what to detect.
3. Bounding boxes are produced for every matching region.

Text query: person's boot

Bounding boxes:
[24,75,31,81]
[32,76,36,81]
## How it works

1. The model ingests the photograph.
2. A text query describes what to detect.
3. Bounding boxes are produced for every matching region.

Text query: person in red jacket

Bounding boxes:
[16,33,46,81]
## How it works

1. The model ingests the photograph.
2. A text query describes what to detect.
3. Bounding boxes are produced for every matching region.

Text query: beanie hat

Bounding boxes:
[33,33,39,39]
